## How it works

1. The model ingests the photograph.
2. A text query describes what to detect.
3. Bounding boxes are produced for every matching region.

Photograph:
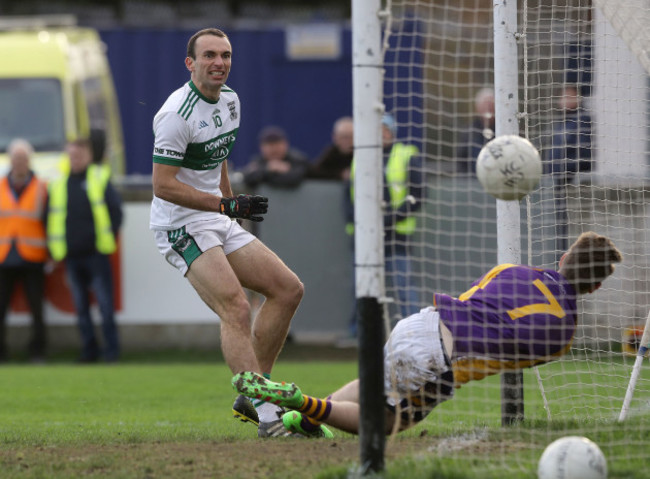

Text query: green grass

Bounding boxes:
[0,348,649,478]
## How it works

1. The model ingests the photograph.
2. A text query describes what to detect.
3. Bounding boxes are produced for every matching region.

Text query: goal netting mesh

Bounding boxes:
[380,0,650,475]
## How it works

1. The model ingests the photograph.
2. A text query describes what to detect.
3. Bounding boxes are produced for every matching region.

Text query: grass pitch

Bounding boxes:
[0,345,649,478]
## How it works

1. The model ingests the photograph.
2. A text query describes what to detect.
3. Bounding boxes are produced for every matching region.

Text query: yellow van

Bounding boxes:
[0,16,124,179]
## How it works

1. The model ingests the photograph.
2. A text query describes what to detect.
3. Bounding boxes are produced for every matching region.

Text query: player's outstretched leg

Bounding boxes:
[282,410,334,439]
[232,371,304,409]
[232,394,259,426]
[232,374,309,438]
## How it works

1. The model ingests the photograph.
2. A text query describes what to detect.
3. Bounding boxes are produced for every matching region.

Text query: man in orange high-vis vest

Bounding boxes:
[0,139,48,363]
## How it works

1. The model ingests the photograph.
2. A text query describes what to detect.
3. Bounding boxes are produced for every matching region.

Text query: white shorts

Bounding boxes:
[153,216,256,276]
[384,307,454,425]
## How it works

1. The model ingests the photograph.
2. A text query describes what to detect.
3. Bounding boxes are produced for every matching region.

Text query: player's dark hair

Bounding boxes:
[187,28,228,59]
[559,231,622,294]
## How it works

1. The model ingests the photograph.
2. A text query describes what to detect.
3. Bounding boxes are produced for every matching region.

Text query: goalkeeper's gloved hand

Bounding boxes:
[219,194,268,222]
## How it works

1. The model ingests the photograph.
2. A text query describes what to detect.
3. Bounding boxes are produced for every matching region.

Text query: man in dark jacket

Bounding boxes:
[545,85,592,261]
[456,87,495,174]
[47,137,123,362]
[308,116,354,181]
[242,126,309,188]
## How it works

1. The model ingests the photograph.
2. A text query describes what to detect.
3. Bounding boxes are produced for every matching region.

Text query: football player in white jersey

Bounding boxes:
[150,28,310,438]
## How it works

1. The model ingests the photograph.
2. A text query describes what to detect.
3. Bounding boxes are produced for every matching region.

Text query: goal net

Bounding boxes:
[379,0,650,475]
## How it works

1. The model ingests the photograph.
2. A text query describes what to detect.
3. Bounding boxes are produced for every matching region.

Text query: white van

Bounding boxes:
[0,15,125,179]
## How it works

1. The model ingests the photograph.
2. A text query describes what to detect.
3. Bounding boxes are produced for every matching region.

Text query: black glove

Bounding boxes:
[219,194,268,222]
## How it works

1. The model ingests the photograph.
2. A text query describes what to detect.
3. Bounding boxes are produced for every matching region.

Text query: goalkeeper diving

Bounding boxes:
[232,232,622,437]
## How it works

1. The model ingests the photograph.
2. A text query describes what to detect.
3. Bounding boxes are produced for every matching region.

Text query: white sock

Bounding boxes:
[255,401,284,423]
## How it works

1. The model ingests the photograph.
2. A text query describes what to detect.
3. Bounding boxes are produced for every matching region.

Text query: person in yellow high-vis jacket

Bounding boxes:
[344,114,426,337]
[47,137,123,363]
[0,139,48,362]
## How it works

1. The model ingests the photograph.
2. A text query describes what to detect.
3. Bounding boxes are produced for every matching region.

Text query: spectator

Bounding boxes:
[307,116,354,180]
[47,138,123,363]
[456,87,495,174]
[345,114,424,333]
[242,126,309,188]
[545,85,592,261]
[0,139,48,363]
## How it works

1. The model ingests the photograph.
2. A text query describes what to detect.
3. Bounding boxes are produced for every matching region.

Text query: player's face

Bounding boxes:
[186,34,232,99]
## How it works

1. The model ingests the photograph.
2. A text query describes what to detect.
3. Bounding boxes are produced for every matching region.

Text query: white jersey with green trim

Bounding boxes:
[150,81,240,230]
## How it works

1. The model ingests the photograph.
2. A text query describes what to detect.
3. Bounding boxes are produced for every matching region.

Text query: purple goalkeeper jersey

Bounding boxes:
[434,264,577,385]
